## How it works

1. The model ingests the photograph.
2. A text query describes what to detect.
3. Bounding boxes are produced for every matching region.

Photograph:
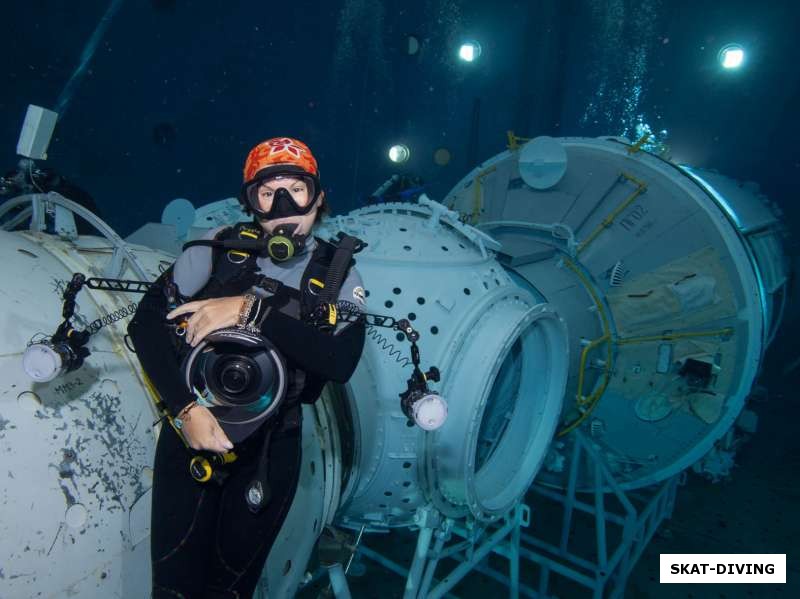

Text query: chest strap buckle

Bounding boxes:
[254,275,284,295]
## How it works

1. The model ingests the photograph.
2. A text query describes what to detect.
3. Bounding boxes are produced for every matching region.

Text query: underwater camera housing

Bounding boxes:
[181,327,288,440]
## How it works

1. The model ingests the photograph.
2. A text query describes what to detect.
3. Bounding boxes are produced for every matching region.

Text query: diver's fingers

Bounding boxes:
[189,319,218,346]
[186,314,208,345]
[212,425,234,451]
[194,427,225,453]
[167,300,206,320]
[190,308,222,342]
[187,301,242,345]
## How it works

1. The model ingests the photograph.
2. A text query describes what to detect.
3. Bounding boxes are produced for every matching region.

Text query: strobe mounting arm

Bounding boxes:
[334,305,447,430]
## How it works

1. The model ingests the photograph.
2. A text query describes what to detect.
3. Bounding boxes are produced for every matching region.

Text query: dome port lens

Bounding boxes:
[220,361,253,394]
[209,354,262,402]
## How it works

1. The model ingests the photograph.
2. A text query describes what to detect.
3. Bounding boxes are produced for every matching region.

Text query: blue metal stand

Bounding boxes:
[513,432,679,598]
[353,430,678,598]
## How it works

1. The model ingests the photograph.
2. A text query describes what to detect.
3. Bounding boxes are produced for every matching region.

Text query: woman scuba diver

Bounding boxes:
[127,137,366,598]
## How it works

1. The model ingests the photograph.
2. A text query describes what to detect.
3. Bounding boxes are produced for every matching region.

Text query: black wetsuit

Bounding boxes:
[127,228,365,598]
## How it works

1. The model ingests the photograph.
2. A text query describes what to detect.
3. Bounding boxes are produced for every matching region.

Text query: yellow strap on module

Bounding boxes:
[328,303,337,326]
[310,278,325,289]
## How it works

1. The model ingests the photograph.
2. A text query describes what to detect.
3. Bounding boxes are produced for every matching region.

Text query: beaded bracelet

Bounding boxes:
[174,401,199,430]
[237,294,257,329]
[245,297,264,333]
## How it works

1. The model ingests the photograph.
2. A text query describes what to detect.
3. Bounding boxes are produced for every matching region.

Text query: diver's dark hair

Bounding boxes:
[314,195,330,224]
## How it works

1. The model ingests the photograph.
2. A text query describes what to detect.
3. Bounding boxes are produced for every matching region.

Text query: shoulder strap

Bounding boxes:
[298,233,366,319]
[318,233,366,303]
[199,223,263,299]
[299,239,335,320]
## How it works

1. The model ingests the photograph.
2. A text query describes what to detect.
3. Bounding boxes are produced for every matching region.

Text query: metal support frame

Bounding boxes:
[351,431,678,598]
[327,563,353,599]
[0,192,149,280]
[354,505,526,599]
[519,432,678,598]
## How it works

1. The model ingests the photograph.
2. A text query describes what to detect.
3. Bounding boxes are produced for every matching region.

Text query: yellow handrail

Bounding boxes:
[627,132,651,154]
[557,259,614,436]
[576,172,648,255]
[454,130,528,217]
[559,327,736,437]
[575,334,612,407]
[557,258,736,436]
[470,166,497,224]
[558,356,612,436]
[506,130,532,151]
[617,328,734,346]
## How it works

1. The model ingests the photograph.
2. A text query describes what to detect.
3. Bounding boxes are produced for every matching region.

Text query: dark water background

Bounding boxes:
[2,0,798,595]
[2,1,797,241]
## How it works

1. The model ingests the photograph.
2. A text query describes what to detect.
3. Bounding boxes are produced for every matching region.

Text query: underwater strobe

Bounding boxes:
[331,307,449,431]
[23,327,90,382]
[23,273,92,382]
[396,319,448,431]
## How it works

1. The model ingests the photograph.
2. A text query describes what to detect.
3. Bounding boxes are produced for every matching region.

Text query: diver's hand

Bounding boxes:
[166,296,247,347]
[180,405,234,452]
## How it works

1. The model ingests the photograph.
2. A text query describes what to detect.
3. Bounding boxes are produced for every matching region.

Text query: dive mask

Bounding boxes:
[244,173,320,220]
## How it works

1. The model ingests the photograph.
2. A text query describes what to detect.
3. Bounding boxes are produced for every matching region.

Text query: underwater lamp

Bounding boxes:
[403,390,448,431]
[388,144,410,163]
[718,44,745,69]
[23,340,80,382]
[458,40,481,62]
